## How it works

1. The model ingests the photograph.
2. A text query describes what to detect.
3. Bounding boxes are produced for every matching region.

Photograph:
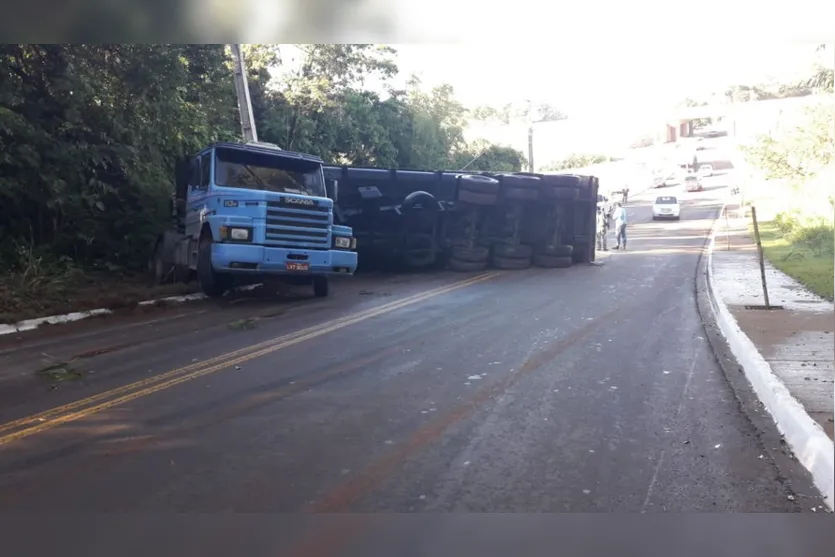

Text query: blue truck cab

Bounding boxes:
[152,141,358,298]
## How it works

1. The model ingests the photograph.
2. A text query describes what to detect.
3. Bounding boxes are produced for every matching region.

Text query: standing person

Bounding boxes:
[622,187,630,205]
[612,202,628,251]
[596,207,609,251]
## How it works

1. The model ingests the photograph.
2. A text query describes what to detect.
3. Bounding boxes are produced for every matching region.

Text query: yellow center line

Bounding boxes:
[0,272,500,446]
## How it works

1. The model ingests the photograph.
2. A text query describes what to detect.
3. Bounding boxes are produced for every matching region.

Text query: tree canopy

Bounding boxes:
[0,43,525,276]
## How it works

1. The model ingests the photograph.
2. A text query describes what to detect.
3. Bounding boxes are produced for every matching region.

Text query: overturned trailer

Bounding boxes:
[323,166,599,272]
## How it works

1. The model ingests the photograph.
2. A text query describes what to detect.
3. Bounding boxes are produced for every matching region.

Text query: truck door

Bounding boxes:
[185,152,212,240]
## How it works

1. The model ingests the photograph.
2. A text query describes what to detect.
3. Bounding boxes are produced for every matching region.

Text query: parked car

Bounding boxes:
[652,195,681,220]
[697,164,713,179]
[684,174,703,192]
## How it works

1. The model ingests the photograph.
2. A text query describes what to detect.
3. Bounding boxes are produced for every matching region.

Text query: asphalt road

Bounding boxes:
[0,172,827,539]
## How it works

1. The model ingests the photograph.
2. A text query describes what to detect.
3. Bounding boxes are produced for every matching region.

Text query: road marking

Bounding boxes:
[0,272,500,446]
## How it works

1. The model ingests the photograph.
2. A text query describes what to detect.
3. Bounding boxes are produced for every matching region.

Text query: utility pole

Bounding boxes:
[526,100,535,173]
[230,43,259,143]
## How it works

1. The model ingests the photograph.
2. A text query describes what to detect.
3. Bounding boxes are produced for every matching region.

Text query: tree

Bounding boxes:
[470,101,567,124]
[0,44,238,270]
[453,140,526,172]
[741,101,834,183]
[540,153,611,172]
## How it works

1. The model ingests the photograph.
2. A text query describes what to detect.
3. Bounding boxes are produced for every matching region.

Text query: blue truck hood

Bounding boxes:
[214,187,333,209]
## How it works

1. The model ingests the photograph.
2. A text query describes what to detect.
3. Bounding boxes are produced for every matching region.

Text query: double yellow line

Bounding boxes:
[0,272,500,447]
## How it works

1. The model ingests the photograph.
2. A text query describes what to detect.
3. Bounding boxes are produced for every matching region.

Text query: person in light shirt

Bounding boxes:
[611,202,628,251]
[595,207,609,251]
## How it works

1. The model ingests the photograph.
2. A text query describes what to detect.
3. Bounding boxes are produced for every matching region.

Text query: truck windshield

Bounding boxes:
[214,148,326,197]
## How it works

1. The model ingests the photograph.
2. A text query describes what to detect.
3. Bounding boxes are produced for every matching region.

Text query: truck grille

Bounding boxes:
[264,201,331,249]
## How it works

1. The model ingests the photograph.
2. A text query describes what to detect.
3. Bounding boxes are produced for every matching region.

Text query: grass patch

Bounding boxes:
[228,317,258,331]
[36,361,84,382]
[752,220,834,301]
[0,267,199,325]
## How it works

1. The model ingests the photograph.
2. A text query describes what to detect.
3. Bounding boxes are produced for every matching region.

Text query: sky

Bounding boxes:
[386,42,822,116]
[275,40,824,124]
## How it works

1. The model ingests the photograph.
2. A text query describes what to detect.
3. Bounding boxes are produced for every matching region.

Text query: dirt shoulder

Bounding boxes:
[0,268,200,326]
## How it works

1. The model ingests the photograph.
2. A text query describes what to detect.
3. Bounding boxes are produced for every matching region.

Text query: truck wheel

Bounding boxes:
[491,255,531,270]
[197,238,231,298]
[502,186,539,202]
[402,233,437,268]
[458,175,500,206]
[457,188,498,206]
[537,244,574,257]
[533,254,572,268]
[450,245,489,263]
[492,242,533,259]
[313,276,329,297]
[449,258,488,272]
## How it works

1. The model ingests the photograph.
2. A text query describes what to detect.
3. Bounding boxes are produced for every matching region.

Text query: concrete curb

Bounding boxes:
[705,205,834,510]
[0,285,261,337]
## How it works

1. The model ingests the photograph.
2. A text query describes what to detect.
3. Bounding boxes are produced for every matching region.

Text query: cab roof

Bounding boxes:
[209,141,325,165]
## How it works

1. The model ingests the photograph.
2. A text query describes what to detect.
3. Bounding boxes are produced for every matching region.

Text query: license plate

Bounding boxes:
[286,262,309,272]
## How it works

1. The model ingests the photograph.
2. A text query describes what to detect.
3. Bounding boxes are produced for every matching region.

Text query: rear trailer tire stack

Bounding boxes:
[448,245,489,272]
[457,174,500,206]
[533,244,573,268]
[491,242,533,270]
[500,174,541,203]
[447,175,500,272]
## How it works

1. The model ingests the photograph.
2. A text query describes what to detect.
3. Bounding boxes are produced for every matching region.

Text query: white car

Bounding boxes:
[697,164,713,179]
[684,174,703,192]
[652,195,681,220]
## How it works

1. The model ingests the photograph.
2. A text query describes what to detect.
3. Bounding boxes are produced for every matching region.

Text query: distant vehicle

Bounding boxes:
[697,164,713,179]
[684,174,703,192]
[652,195,681,220]
[705,130,725,138]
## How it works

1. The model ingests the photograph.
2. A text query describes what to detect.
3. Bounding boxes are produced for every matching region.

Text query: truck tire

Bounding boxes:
[533,254,572,268]
[402,233,437,268]
[457,188,498,206]
[491,255,531,270]
[502,186,539,202]
[449,258,488,272]
[537,244,574,257]
[197,237,231,298]
[459,174,500,194]
[450,245,489,263]
[492,242,533,259]
[313,276,329,297]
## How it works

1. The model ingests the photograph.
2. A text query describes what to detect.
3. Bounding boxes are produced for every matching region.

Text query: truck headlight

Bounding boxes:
[220,226,251,242]
[334,236,352,249]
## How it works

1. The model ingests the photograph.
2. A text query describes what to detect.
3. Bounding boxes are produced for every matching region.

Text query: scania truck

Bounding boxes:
[151,140,358,298]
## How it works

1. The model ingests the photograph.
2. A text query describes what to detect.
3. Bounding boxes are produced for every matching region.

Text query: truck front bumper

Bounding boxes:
[212,243,358,275]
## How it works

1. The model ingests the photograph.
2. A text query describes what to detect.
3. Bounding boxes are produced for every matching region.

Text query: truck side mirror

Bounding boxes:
[325,178,339,202]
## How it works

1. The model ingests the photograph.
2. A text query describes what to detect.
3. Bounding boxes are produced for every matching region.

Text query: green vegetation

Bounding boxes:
[0,44,524,323]
[540,153,613,172]
[739,61,834,300]
[753,220,834,301]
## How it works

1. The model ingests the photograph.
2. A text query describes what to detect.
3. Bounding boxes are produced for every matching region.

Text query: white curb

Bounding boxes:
[705,205,834,510]
[0,284,262,338]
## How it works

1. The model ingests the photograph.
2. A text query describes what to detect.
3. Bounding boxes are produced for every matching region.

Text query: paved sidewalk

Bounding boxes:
[709,204,834,506]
